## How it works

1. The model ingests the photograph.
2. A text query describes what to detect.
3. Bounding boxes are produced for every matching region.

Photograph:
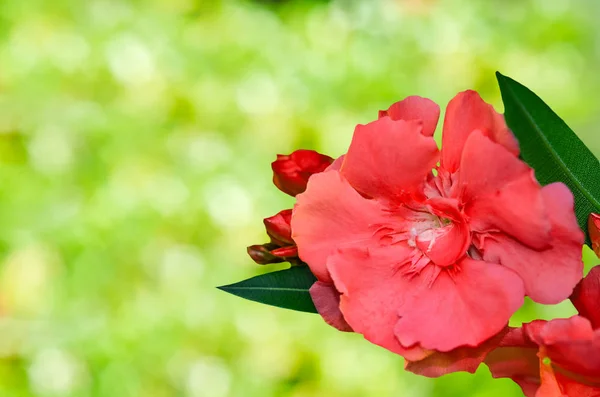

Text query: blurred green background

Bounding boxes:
[0,0,599,396]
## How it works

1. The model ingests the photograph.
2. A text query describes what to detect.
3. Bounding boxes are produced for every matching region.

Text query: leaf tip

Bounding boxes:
[495,71,510,85]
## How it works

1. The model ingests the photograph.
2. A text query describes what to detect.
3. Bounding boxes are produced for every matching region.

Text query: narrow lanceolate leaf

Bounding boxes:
[496,72,600,244]
[217,266,317,313]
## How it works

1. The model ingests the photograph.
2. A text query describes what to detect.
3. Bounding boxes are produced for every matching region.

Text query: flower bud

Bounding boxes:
[247,209,301,265]
[264,209,293,246]
[247,244,285,265]
[272,149,333,196]
[270,246,298,258]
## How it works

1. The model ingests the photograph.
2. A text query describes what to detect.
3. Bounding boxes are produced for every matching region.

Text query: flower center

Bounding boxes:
[374,171,472,273]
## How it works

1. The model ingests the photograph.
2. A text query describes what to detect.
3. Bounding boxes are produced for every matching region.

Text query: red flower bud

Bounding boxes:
[270,246,298,258]
[247,244,285,265]
[247,209,301,265]
[589,213,600,257]
[263,209,293,246]
[272,149,334,196]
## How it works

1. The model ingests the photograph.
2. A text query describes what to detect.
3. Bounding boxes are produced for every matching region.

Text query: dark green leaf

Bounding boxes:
[217,266,317,313]
[496,72,600,244]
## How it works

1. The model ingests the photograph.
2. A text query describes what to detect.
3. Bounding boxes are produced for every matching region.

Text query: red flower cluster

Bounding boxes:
[247,150,333,265]
[248,91,596,392]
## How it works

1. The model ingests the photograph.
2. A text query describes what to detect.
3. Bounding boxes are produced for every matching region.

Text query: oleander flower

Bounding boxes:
[272,149,334,196]
[292,91,584,359]
[485,266,600,396]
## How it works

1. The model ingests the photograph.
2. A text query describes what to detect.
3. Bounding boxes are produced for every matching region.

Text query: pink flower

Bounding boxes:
[272,150,334,197]
[291,91,584,359]
[485,266,600,396]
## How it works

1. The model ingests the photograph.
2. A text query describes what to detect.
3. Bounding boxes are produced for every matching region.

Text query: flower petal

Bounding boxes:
[393,257,524,352]
[291,170,390,282]
[571,266,600,329]
[309,281,352,332]
[539,317,600,380]
[405,327,510,378]
[538,316,596,344]
[550,372,600,397]
[327,245,430,361]
[264,209,293,245]
[329,245,524,354]
[325,155,345,172]
[340,117,439,202]
[459,131,551,250]
[379,96,440,137]
[417,197,471,267]
[484,326,543,397]
[441,90,519,173]
[478,183,584,304]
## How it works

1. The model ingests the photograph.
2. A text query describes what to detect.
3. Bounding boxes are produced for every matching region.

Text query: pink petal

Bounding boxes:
[327,245,430,361]
[441,90,519,173]
[571,266,600,329]
[459,131,551,250]
[539,317,600,380]
[416,197,471,267]
[393,257,524,352]
[405,327,510,378]
[309,281,352,332]
[291,170,390,282]
[325,155,345,172]
[329,245,524,354]
[490,110,520,157]
[415,221,469,267]
[484,327,542,397]
[478,183,584,304]
[539,316,596,344]
[340,117,439,202]
[378,96,441,137]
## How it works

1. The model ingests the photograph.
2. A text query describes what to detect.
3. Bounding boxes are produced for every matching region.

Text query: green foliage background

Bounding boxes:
[0,0,599,396]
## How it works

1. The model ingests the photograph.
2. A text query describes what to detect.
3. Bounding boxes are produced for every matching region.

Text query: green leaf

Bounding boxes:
[496,72,600,244]
[217,266,318,313]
